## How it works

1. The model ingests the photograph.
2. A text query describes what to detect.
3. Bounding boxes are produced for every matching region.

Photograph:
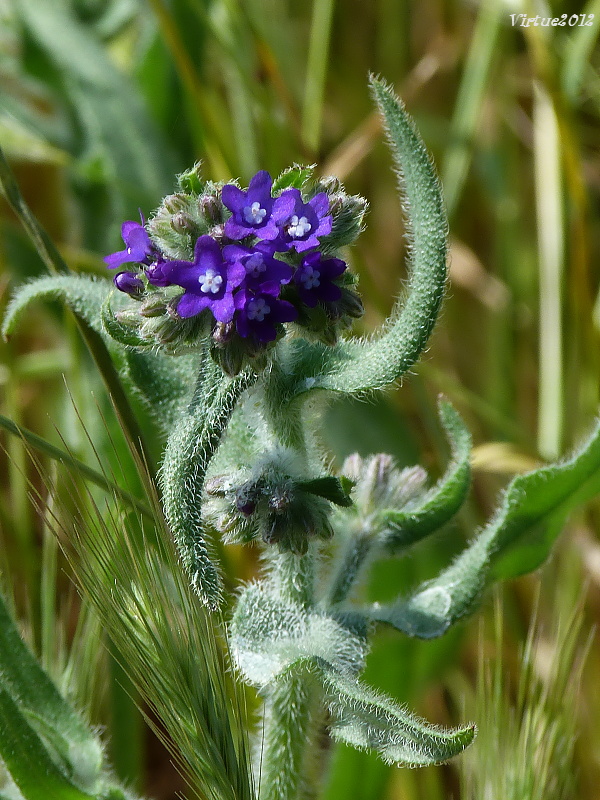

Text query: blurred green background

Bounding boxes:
[1,0,599,797]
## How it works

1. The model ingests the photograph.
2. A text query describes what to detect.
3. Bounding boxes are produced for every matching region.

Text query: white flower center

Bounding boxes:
[287,215,312,238]
[247,298,270,322]
[243,201,267,225]
[245,253,267,278]
[301,266,320,289]
[198,269,223,294]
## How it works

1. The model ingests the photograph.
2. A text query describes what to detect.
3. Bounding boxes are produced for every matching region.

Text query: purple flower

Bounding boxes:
[222,171,275,240]
[262,189,332,252]
[223,241,292,293]
[162,235,245,322]
[145,259,172,288]
[294,251,346,307]
[234,287,297,342]
[114,271,144,296]
[104,220,156,269]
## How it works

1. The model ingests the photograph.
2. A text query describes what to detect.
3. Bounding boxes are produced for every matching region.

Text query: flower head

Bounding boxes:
[234,287,297,342]
[294,251,346,307]
[266,189,332,252]
[162,235,245,322]
[104,219,157,269]
[222,171,275,240]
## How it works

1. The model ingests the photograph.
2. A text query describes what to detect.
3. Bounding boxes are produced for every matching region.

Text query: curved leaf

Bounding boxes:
[0,687,95,800]
[229,583,474,768]
[381,397,471,550]
[2,275,114,341]
[266,75,448,409]
[371,416,600,638]
[160,363,256,608]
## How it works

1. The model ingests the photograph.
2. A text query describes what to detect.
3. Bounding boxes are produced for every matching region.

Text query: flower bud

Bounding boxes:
[114,271,144,298]
[170,212,198,234]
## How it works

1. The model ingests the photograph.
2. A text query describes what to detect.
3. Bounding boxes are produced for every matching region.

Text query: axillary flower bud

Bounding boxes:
[204,450,351,554]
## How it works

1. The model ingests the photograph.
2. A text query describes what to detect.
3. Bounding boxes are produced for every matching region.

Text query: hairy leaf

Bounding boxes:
[265,75,448,410]
[0,687,95,800]
[321,668,475,767]
[230,583,473,767]
[381,397,471,550]
[160,365,257,607]
[371,417,600,638]
[230,582,367,687]
[0,591,103,786]
[2,275,115,341]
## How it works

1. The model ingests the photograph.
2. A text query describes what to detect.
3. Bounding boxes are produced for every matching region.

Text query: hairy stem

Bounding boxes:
[259,549,318,800]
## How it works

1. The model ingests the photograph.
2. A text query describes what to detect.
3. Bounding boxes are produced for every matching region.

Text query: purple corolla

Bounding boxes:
[294,251,346,307]
[162,235,245,322]
[223,241,292,293]
[265,189,332,252]
[234,287,297,342]
[222,171,276,240]
[104,220,157,269]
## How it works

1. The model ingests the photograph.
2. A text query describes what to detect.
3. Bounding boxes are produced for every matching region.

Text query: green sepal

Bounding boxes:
[101,298,150,349]
[272,164,315,193]
[177,162,206,195]
[380,397,471,550]
[2,275,115,342]
[370,416,600,638]
[229,583,474,767]
[298,476,354,507]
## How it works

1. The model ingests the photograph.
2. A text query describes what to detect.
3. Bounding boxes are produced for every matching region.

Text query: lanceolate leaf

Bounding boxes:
[265,76,448,408]
[321,668,475,767]
[0,591,103,797]
[160,364,257,608]
[371,417,600,638]
[0,687,95,800]
[230,582,474,768]
[381,397,471,550]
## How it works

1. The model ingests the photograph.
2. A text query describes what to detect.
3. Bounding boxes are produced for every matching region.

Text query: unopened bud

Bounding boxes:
[171,212,197,234]
[163,193,188,213]
[200,194,225,225]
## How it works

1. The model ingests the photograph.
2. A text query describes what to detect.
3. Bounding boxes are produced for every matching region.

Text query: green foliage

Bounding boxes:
[0,590,136,800]
[370,418,600,639]
[230,580,474,769]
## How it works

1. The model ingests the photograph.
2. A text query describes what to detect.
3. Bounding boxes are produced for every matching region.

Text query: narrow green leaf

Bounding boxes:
[267,76,448,406]
[160,363,256,607]
[371,417,600,638]
[315,76,447,395]
[230,582,473,768]
[0,687,95,800]
[230,582,367,688]
[381,397,471,550]
[0,592,103,784]
[562,0,600,100]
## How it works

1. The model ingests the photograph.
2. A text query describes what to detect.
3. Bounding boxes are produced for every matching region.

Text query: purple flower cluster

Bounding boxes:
[104,171,349,343]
